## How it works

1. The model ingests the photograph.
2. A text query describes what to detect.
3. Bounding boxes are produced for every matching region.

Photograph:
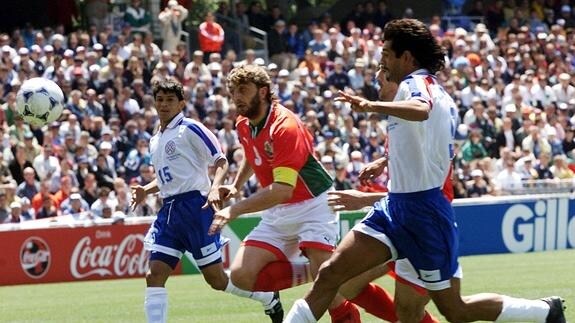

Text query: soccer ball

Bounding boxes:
[16,78,64,127]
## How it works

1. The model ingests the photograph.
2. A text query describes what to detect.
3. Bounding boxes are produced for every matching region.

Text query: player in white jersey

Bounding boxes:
[130,79,283,323]
[285,19,565,323]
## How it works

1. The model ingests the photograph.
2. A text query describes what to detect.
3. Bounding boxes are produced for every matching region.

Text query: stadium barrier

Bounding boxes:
[2,194,574,285]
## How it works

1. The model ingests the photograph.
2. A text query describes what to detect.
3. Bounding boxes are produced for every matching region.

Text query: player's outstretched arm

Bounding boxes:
[327,190,387,211]
[130,178,159,211]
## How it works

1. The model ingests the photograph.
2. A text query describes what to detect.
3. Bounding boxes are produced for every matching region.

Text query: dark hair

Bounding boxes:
[152,78,184,101]
[383,19,446,74]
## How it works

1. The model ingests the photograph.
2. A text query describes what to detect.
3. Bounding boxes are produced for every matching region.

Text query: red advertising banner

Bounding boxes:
[0,223,181,286]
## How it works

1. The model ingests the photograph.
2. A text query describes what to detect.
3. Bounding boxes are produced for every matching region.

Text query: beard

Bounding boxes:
[238,93,261,119]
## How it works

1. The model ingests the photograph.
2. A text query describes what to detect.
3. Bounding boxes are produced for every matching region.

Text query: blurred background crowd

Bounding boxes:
[0,0,575,224]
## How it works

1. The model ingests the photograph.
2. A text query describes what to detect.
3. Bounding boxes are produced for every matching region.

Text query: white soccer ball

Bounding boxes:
[16,78,64,127]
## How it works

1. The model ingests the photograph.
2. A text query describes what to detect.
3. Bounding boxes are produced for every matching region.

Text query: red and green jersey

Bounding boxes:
[236,103,333,204]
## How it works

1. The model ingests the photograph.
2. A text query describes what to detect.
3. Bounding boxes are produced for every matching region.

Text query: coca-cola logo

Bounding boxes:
[20,237,51,279]
[70,233,149,279]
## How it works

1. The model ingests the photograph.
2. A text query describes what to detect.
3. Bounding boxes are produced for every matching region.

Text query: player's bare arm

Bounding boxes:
[340,93,430,121]
[358,157,388,185]
[327,190,387,212]
[209,181,294,235]
[130,178,159,210]
[203,157,229,211]
[219,156,254,201]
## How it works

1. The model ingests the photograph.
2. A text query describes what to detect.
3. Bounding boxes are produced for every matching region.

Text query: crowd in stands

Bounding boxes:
[1,0,575,224]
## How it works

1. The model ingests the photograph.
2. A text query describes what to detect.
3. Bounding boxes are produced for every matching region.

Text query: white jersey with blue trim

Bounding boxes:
[149,112,226,198]
[387,69,457,193]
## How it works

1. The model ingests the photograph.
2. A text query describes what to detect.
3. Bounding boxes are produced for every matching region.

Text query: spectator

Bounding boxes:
[247,1,268,31]
[3,201,31,223]
[81,172,99,206]
[495,158,523,193]
[9,143,35,185]
[466,169,490,197]
[550,154,575,179]
[461,130,489,162]
[285,22,306,60]
[90,186,114,218]
[535,152,554,179]
[158,0,188,53]
[32,143,60,181]
[50,159,79,193]
[327,58,351,91]
[62,192,88,218]
[198,12,224,64]
[0,190,8,223]
[36,194,59,219]
[16,167,39,201]
[552,73,575,104]
[522,125,551,158]
[124,0,152,36]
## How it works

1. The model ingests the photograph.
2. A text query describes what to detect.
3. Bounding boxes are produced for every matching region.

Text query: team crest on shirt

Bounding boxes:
[165,140,180,161]
[264,141,273,157]
[165,140,176,155]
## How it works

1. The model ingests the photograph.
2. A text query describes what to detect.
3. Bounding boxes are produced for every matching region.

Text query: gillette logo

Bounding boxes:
[502,199,575,253]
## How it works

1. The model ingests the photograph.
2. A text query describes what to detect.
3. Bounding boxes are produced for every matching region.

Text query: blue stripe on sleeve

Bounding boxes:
[181,120,218,156]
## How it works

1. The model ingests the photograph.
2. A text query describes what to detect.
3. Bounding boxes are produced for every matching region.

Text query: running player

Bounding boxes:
[130,79,283,323]
[285,18,566,323]
[208,64,395,322]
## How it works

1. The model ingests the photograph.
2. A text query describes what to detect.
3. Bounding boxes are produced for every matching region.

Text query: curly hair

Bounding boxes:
[152,78,184,101]
[226,64,274,103]
[383,19,446,74]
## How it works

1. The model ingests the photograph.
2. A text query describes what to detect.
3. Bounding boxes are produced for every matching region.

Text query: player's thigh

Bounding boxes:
[394,279,430,318]
[338,264,390,299]
[317,230,392,285]
[230,244,279,276]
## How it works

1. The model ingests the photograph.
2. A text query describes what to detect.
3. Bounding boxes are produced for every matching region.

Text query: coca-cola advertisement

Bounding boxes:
[0,223,182,286]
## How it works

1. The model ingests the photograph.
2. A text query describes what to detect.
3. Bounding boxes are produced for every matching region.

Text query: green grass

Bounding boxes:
[1,249,573,322]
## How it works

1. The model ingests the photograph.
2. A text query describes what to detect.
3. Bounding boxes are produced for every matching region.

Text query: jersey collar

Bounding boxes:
[164,112,184,131]
[250,103,273,138]
[402,68,431,81]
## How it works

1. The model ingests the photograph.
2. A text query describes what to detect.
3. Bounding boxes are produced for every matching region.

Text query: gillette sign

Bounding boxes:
[455,196,575,255]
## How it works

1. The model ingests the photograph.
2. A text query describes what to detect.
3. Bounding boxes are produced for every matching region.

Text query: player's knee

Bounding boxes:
[436,305,466,323]
[396,302,424,322]
[316,259,347,286]
[204,275,228,291]
[229,267,254,291]
[145,270,168,287]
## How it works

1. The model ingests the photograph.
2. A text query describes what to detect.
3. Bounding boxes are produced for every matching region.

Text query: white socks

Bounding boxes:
[495,296,549,322]
[145,287,168,323]
[224,278,275,308]
[284,299,317,323]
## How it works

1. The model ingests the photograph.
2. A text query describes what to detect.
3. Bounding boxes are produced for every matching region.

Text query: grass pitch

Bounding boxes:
[1,249,573,322]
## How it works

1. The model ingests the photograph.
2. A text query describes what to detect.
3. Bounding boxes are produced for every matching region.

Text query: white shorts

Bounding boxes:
[244,191,338,261]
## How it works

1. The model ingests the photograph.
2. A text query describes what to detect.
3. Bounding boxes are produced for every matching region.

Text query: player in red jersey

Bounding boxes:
[208,64,403,322]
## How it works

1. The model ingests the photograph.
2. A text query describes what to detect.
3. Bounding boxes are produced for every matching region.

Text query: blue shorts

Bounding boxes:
[144,190,224,270]
[361,188,459,288]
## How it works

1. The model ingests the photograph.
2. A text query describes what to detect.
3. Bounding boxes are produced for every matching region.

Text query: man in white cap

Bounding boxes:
[158,0,188,53]
[552,73,574,104]
[4,201,28,223]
